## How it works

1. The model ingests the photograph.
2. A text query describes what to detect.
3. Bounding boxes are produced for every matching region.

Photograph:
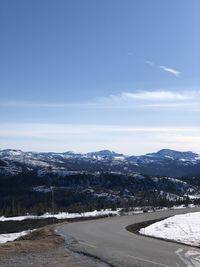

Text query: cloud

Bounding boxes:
[1,90,200,111]
[0,123,199,154]
[140,101,200,110]
[117,91,192,101]
[159,65,181,76]
[144,58,181,77]
[144,60,181,77]
[96,90,200,110]
[0,101,97,109]
[99,90,197,104]
[144,60,154,66]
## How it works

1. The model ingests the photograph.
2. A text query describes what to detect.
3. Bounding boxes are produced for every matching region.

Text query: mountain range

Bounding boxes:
[0,148,200,215]
[0,148,200,177]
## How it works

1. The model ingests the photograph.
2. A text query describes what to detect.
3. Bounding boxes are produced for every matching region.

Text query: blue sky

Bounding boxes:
[0,0,200,154]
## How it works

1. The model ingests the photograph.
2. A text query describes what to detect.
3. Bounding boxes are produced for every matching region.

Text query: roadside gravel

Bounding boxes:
[0,224,88,267]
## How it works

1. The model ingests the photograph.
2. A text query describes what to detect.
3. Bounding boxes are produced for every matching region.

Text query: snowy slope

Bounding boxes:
[0,209,120,222]
[0,230,34,244]
[0,149,200,204]
[140,212,200,247]
[0,148,200,177]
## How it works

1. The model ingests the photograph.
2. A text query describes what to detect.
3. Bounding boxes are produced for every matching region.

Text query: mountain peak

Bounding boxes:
[0,149,23,156]
[87,150,123,157]
[147,149,198,160]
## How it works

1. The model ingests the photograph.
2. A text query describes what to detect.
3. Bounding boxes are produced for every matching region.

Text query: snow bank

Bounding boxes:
[40,209,120,219]
[0,205,197,222]
[0,209,120,222]
[140,212,200,247]
[0,230,33,244]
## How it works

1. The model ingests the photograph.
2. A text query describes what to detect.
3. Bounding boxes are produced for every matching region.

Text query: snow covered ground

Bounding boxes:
[140,211,200,247]
[0,207,199,245]
[0,230,34,244]
[0,209,120,222]
[0,205,197,222]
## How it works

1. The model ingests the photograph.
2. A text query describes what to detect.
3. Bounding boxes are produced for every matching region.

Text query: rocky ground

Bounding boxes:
[0,224,88,267]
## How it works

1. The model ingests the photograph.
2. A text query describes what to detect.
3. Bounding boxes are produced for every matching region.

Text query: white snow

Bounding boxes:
[171,204,187,209]
[0,205,198,222]
[32,186,51,193]
[0,209,120,222]
[179,158,187,162]
[164,155,174,159]
[187,195,200,200]
[0,230,34,244]
[158,190,180,201]
[113,156,125,161]
[140,212,200,247]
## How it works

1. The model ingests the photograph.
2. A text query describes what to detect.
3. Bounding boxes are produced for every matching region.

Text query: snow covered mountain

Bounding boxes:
[0,148,199,177]
[145,149,199,161]
[0,149,200,214]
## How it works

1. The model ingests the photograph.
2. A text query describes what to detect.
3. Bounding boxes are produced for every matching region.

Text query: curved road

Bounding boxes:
[57,208,200,267]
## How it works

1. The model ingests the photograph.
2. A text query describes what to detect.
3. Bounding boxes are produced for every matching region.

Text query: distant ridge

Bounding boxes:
[0,148,199,177]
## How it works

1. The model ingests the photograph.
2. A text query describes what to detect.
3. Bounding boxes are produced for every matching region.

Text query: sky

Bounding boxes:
[0,0,200,155]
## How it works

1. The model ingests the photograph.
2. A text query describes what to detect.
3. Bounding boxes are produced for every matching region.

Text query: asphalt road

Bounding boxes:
[57,208,200,267]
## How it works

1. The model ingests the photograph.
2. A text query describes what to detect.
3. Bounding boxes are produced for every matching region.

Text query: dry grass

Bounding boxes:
[0,223,89,266]
[0,224,64,258]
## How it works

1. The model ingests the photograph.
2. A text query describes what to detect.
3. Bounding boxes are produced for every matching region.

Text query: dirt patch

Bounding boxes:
[0,218,59,234]
[0,246,88,267]
[0,224,64,258]
[0,224,88,267]
[0,215,116,266]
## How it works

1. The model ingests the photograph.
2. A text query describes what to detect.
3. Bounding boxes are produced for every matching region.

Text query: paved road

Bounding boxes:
[57,208,200,267]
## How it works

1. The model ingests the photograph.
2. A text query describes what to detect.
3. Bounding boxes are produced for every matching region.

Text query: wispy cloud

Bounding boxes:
[144,60,154,66]
[144,58,181,77]
[97,90,200,110]
[159,65,181,76]
[113,91,193,101]
[99,90,198,103]
[0,123,200,154]
[0,101,96,108]
[1,90,200,110]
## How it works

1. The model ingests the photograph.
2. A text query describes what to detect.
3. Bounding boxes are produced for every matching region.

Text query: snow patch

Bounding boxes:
[0,209,120,222]
[140,211,200,247]
[0,230,34,244]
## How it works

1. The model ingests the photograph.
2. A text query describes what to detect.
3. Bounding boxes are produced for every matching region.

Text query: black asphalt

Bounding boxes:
[57,208,200,267]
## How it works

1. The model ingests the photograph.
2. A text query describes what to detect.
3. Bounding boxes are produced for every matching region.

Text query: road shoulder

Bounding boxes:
[0,224,88,267]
